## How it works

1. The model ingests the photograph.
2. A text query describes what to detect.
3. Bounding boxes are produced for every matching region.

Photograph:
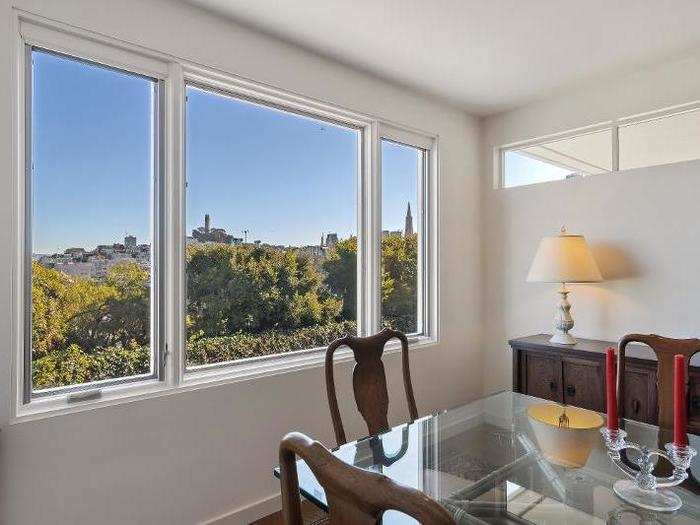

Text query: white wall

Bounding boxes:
[0,1,482,523]
[481,53,700,395]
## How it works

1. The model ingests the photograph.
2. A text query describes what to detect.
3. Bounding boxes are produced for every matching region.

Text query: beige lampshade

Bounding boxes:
[527,233,602,283]
[527,404,604,467]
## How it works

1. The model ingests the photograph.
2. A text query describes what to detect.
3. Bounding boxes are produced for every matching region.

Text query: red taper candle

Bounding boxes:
[606,347,618,431]
[673,354,688,446]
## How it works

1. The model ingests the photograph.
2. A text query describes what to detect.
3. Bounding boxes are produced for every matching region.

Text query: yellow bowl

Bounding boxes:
[527,404,604,468]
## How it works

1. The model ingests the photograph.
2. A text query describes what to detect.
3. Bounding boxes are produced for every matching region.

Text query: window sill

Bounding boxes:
[10,335,438,425]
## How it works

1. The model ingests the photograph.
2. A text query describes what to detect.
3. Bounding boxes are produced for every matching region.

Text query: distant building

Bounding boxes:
[192,213,234,244]
[322,233,339,249]
[124,235,137,249]
[382,229,402,239]
[404,202,414,236]
[64,247,86,260]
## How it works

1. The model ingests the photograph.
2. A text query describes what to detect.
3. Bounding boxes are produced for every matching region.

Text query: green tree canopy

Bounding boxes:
[31,261,151,389]
[186,243,342,338]
[323,233,418,332]
[381,233,418,332]
[322,236,357,320]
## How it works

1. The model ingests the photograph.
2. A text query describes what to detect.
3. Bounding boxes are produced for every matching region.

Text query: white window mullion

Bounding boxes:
[366,121,382,336]
[165,63,185,388]
[611,122,620,172]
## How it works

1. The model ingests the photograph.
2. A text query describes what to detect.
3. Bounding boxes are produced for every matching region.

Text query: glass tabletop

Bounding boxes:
[275,391,700,524]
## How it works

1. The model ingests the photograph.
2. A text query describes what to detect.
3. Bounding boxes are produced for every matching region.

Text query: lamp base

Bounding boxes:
[552,284,576,345]
[550,332,577,345]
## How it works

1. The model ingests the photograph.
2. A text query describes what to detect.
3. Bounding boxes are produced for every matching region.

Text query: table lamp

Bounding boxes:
[527,227,602,345]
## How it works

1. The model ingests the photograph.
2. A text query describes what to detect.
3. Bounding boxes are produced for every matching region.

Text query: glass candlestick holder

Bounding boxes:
[600,427,696,512]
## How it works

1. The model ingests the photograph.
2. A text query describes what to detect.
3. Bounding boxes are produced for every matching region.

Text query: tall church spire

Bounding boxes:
[404,202,414,237]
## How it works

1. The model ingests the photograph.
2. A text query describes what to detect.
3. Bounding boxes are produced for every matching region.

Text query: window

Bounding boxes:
[25,48,162,399]
[380,139,424,334]
[15,17,437,416]
[619,108,700,170]
[184,84,360,368]
[499,103,700,188]
[502,129,612,188]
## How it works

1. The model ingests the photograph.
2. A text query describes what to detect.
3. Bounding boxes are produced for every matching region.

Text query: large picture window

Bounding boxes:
[184,85,360,368]
[25,48,162,398]
[16,19,437,415]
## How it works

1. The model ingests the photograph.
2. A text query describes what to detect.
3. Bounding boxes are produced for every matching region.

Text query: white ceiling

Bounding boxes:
[185,0,700,115]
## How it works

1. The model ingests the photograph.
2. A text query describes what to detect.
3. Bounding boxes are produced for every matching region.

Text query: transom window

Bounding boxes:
[499,103,700,188]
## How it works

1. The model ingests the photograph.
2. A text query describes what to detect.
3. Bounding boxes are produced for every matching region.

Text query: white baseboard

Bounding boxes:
[200,493,281,525]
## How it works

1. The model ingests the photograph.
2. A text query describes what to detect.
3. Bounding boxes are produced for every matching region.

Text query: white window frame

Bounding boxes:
[179,70,373,376]
[376,124,437,339]
[22,47,167,402]
[496,99,700,189]
[10,11,439,422]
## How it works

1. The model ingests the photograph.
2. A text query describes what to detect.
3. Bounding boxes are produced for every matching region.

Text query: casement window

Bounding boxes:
[14,15,438,417]
[22,45,164,401]
[379,134,431,336]
[498,103,700,188]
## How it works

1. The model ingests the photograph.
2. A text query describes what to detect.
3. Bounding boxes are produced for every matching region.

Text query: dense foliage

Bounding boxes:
[187,320,357,366]
[323,232,419,332]
[31,261,151,389]
[31,234,417,388]
[186,242,341,337]
[380,233,419,333]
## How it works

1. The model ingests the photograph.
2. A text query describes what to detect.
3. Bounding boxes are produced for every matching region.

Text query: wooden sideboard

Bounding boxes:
[510,334,700,434]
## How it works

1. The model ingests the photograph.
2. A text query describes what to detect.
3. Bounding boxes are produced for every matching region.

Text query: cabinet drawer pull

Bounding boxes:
[692,396,700,410]
[566,384,576,396]
[632,399,641,414]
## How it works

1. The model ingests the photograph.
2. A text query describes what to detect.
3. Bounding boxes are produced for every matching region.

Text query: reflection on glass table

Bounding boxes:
[274,391,700,524]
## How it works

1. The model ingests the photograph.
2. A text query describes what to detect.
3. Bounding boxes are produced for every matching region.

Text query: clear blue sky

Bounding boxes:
[503,150,571,188]
[32,49,418,254]
[32,49,154,254]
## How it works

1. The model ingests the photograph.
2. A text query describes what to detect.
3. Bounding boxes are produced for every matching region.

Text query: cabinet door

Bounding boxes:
[523,352,561,402]
[561,357,604,412]
[622,364,657,425]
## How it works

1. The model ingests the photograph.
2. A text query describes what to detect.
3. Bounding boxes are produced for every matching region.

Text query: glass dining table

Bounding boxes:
[274,391,700,524]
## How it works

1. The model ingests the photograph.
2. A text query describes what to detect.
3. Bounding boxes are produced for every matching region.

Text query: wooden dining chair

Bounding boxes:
[617,333,700,430]
[279,432,455,525]
[616,334,700,493]
[325,328,418,446]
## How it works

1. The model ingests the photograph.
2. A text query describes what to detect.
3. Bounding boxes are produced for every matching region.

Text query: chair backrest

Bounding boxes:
[617,333,700,430]
[325,328,418,445]
[279,432,455,525]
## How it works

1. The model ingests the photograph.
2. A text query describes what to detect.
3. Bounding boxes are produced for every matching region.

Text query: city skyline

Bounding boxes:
[31,49,419,255]
[33,201,415,257]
